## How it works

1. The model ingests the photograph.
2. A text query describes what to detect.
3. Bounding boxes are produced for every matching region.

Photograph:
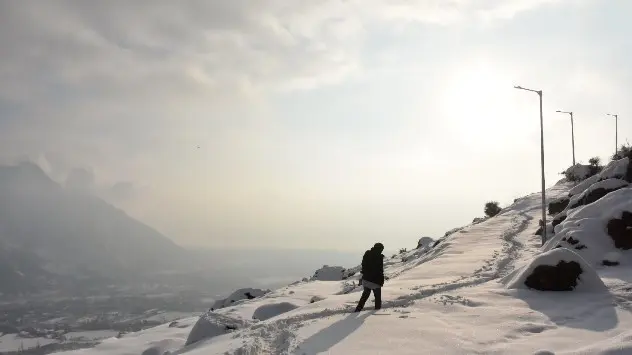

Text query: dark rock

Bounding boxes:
[566,237,579,245]
[569,185,626,210]
[548,198,569,215]
[168,321,178,328]
[552,213,567,229]
[602,260,620,266]
[606,216,632,250]
[244,292,256,300]
[523,260,582,291]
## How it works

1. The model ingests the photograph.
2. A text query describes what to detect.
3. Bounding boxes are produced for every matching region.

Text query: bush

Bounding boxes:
[484,201,502,218]
[588,156,603,176]
[612,143,632,161]
[399,248,407,254]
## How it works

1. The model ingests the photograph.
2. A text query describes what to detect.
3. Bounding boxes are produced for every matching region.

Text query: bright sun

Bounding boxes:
[438,60,516,146]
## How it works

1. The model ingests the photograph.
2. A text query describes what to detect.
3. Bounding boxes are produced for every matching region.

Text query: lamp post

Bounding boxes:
[607,113,618,155]
[514,85,547,246]
[555,110,575,166]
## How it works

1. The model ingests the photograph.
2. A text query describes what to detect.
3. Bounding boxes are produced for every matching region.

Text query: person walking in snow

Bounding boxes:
[354,242,385,312]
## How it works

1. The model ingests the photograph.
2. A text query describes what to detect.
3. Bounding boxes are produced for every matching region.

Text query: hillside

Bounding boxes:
[53,155,632,354]
[0,162,190,295]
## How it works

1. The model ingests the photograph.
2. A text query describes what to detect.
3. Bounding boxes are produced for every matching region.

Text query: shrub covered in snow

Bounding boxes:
[561,158,603,183]
[506,248,606,292]
[185,312,249,346]
[211,288,270,310]
[484,201,501,218]
[252,302,299,321]
[612,144,632,162]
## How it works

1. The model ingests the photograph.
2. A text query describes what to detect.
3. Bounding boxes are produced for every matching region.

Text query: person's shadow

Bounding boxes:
[293,311,373,354]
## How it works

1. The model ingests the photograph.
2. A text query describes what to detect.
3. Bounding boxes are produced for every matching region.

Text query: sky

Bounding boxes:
[1,0,631,251]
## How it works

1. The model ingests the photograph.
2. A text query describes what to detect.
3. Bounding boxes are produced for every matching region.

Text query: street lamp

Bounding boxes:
[555,110,575,166]
[607,113,618,155]
[514,85,547,246]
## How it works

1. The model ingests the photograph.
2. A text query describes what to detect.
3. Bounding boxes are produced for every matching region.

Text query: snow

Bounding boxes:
[568,173,600,196]
[311,265,346,281]
[567,178,628,209]
[504,248,607,292]
[55,182,632,355]
[599,157,629,180]
[548,187,632,266]
[0,334,58,352]
[417,236,435,248]
[65,330,119,341]
[252,302,300,321]
[211,288,270,310]
[564,163,592,181]
[185,312,248,346]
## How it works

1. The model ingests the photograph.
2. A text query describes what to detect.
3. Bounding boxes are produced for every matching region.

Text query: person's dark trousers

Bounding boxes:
[354,287,381,312]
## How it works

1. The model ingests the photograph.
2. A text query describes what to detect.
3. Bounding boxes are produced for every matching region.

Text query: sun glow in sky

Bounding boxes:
[1,1,632,251]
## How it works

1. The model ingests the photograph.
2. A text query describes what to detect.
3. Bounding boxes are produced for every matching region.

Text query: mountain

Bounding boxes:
[53,156,632,355]
[0,162,190,295]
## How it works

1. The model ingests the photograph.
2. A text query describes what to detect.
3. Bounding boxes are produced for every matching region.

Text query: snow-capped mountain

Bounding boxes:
[0,162,191,295]
[53,154,632,355]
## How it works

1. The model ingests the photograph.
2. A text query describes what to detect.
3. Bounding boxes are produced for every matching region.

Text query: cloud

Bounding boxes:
[0,0,584,249]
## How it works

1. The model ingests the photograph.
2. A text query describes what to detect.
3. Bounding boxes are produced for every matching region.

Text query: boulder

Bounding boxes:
[211,288,270,310]
[186,313,248,346]
[606,211,632,250]
[567,178,628,210]
[505,248,606,292]
[548,197,569,215]
[312,265,346,281]
[252,302,299,321]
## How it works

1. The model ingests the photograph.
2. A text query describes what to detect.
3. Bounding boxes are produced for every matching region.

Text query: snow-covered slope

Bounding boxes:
[57,166,632,355]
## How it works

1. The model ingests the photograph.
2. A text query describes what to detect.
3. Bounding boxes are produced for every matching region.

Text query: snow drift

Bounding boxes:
[211,288,270,310]
[185,312,249,346]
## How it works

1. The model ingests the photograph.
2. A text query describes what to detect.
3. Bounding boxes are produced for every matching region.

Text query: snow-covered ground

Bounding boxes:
[56,163,632,354]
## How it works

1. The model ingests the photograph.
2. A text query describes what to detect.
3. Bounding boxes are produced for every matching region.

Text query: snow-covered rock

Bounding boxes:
[252,302,299,321]
[563,164,593,182]
[567,178,628,210]
[546,188,632,266]
[548,196,569,215]
[185,312,249,346]
[599,157,630,181]
[506,248,606,292]
[211,288,270,310]
[311,265,345,281]
[568,173,600,197]
[417,236,435,248]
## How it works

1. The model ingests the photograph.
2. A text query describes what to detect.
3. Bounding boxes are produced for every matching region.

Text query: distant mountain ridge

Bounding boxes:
[0,162,189,295]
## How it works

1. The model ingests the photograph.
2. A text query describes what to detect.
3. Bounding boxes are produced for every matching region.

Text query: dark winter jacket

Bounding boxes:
[361,247,385,286]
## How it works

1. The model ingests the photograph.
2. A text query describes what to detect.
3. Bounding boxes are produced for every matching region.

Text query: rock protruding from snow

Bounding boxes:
[548,197,569,215]
[567,178,628,210]
[252,302,299,321]
[311,265,346,281]
[599,157,630,181]
[417,236,435,249]
[603,251,621,266]
[185,312,249,346]
[546,188,632,266]
[606,211,632,250]
[211,288,270,310]
[506,248,606,292]
[563,164,593,182]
